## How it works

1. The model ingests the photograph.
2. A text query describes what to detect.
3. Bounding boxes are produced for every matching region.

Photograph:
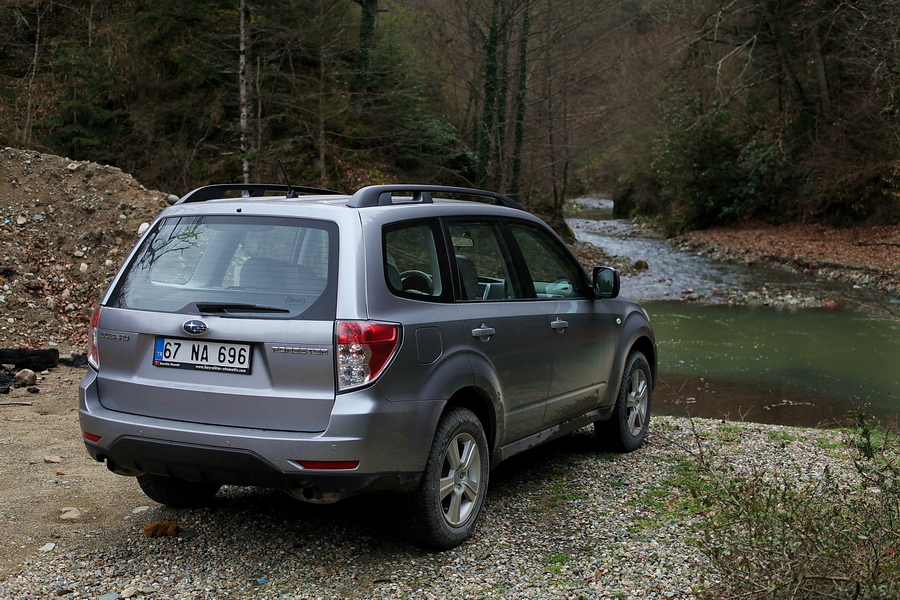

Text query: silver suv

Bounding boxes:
[79,184,656,549]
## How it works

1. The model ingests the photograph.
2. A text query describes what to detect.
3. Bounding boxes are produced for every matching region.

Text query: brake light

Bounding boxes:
[336,321,400,391]
[87,306,101,370]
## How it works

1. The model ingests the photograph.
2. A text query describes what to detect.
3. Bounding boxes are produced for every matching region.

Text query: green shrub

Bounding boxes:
[684,411,900,599]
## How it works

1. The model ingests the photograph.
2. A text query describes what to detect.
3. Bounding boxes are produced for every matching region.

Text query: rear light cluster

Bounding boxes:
[336,321,400,391]
[87,306,101,370]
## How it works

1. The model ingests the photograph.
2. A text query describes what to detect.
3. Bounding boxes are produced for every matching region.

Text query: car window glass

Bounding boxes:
[509,222,588,298]
[384,222,447,300]
[108,216,337,320]
[447,221,525,301]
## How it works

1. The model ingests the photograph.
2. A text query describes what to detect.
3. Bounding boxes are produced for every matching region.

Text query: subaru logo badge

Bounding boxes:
[182,319,209,335]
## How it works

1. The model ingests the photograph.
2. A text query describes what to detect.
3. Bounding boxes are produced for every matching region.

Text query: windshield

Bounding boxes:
[107,215,338,320]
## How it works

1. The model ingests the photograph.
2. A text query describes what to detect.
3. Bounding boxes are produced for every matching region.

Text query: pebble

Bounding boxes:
[0,417,857,600]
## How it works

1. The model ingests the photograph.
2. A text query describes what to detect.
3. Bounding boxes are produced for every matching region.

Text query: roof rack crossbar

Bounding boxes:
[348,185,525,211]
[177,183,342,204]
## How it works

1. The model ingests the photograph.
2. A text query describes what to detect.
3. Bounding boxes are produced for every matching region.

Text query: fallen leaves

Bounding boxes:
[144,521,180,538]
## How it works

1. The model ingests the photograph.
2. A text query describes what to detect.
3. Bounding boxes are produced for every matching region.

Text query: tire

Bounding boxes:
[411,407,489,550]
[137,473,221,508]
[595,351,652,452]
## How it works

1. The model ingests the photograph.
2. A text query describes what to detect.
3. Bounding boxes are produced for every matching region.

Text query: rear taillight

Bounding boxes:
[336,321,400,391]
[87,306,101,370]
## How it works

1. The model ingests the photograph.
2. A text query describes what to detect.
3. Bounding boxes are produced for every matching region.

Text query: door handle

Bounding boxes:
[551,318,568,332]
[471,324,495,341]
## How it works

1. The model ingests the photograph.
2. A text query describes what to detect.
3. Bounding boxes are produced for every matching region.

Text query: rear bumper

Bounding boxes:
[78,370,442,494]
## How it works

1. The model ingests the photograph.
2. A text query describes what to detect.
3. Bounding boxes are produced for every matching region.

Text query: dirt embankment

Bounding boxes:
[681,221,900,299]
[0,148,172,354]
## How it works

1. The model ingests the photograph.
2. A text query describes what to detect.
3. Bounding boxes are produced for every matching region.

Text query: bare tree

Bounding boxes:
[239,0,251,183]
[22,6,44,150]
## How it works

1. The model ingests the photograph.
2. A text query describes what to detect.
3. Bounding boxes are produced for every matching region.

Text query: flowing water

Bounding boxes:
[569,197,900,428]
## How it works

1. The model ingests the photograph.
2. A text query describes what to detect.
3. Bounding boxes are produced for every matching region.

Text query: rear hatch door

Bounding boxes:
[95,213,340,432]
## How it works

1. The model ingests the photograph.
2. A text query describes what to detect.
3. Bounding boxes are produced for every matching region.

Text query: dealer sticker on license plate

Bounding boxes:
[153,337,251,374]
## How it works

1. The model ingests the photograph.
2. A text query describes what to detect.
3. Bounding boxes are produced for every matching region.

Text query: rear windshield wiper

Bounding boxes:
[193,302,291,314]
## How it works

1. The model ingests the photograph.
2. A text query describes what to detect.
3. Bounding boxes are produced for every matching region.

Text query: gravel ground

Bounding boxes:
[0,416,855,600]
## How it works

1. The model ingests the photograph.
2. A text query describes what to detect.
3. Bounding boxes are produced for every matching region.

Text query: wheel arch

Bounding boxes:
[629,334,657,385]
[443,386,497,456]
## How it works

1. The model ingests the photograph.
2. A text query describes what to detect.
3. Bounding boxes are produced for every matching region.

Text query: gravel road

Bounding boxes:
[0,404,855,600]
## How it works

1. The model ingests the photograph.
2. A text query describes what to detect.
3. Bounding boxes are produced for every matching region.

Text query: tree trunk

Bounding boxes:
[353,0,378,97]
[811,23,832,119]
[23,10,42,151]
[239,0,251,183]
[762,1,808,111]
[0,348,59,371]
[476,0,501,188]
[495,17,510,191]
[509,6,530,200]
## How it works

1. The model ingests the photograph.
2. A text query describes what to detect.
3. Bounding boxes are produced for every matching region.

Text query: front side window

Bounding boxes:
[509,222,589,298]
[108,216,338,319]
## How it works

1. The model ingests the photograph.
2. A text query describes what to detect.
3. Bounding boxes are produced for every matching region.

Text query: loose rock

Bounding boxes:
[14,368,36,387]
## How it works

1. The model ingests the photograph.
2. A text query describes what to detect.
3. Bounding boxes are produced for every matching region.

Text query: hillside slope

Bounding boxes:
[0,148,171,352]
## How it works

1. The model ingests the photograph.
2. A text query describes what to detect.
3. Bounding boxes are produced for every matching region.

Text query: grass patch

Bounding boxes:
[766,429,799,443]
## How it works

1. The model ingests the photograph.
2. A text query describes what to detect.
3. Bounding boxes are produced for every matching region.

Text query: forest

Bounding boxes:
[2,0,900,233]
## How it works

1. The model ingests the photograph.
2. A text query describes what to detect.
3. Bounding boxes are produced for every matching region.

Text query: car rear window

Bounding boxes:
[107,215,338,320]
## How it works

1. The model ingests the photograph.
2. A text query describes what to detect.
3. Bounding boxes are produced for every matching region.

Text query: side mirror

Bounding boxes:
[592,266,620,299]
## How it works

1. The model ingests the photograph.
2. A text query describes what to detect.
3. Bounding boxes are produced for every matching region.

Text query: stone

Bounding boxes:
[59,507,82,520]
[14,368,36,387]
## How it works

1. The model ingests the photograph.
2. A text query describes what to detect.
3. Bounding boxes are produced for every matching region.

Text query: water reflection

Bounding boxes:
[649,302,900,428]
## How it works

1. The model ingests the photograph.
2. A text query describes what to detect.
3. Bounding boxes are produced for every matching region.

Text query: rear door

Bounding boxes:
[97,215,339,433]
[447,219,554,444]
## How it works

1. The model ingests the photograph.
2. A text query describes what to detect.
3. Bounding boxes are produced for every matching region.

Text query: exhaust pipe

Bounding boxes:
[287,485,355,504]
[106,459,144,477]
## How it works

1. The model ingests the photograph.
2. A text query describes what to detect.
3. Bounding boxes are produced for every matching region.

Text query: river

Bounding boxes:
[569,197,900,429]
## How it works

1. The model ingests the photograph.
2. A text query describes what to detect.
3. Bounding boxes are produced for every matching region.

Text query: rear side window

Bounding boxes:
[383,220,450,301]
[108,216,338,320]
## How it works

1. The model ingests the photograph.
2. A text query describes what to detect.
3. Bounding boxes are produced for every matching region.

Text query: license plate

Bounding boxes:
[153,337,251,375]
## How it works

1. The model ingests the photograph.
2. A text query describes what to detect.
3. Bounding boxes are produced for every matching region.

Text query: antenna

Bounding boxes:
[277,159,298,198]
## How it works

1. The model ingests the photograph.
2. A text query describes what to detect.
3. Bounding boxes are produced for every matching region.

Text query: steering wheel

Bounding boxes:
[400,270,433,294]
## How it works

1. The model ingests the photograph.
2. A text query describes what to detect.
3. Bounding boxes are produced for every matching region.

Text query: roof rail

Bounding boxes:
[347,185,525,211]
[177,183,343,204]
